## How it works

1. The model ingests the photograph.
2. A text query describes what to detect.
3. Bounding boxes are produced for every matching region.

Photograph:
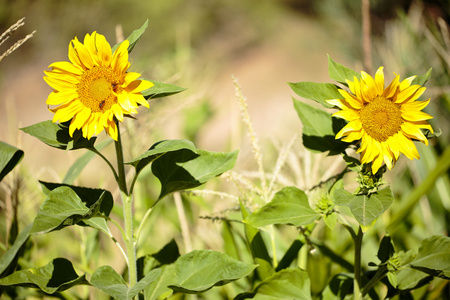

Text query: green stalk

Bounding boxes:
[114,122,138,287]
[354,226,363,299]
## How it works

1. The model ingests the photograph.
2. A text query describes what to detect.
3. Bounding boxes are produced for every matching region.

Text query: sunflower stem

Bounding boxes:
[114,122,138,288]
[354,226,363,299]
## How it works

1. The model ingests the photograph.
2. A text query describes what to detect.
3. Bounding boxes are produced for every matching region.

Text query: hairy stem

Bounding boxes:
[354,226,364,299]
[114,123,137,288]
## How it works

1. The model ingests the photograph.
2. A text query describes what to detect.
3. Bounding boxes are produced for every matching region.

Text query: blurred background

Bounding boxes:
[0,0,449,298]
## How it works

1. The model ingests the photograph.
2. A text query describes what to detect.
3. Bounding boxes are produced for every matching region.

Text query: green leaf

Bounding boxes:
[30,186,111,234]
[240,200,274,281]
[112,20,148,54]
[410,235,450,279]
[139,240,180,300]
[63,139,112,184]
[144,264,176,300]
[245,186,319,227]
[293,98,348,155]
[394,250,432,291]
[152,147,238,200]
[235,268,312,300]
[327,55,360,85]
[141,80,186,99]
[127,139,196,178]
[90,265,161,300]
[20,121,96,151]
[334,187,394,227]
[276,240,304,271]
[39,181,113,217]
[168,250,256,293]
[0,258,88,294]
[377,235,395,263]
[0,224,31,277]
[288,82,341,108]
[411,68,432,86]
[321,273,353,299]
[0,141,24,182]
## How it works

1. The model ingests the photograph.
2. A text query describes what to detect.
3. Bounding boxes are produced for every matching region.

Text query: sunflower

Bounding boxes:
[327,67,433,174]
[44,32,153,141]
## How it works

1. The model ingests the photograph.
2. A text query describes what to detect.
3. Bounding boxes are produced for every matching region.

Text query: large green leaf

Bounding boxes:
[144,264,176,300]
[410,235,450,279]
[0,224,31,277]
[288,82,341,108]
[152,147,238,200]
[20,121,96,151]
[293,99,347,155]
[127,139,196,178]
[141,80,186,99]
[245,186,319,227]
[334,187,394,228]
[327,55,360,85]
[0,141,24,182]
[235,268,312,300]
[112,19,148,54]
[30,186,112,234]
[168,250,257,293]
[90,265,161,300]
[0,258,88,294]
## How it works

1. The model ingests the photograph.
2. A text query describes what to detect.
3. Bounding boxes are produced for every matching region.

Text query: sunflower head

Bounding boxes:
[44,32,154,141]
[327,67,433,174]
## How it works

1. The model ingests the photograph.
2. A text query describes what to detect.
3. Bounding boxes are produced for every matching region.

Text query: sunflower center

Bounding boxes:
[360,96,403,142]
[77,66,121,113]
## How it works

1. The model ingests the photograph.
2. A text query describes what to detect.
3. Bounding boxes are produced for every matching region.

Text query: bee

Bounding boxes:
[99,100,105,109]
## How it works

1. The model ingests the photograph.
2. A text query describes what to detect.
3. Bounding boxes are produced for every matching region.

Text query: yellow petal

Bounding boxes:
[401,122,427,144]
[44,76,76,91]
[383,74,400,99]
[112,40,130,74]
[332,109,360,122]
[402,110,433,121]
[399,75,416,91]
[95,32,112,66]
[72,38,94,69]
[338,89,363,109]
[394,85,421,104]
[401,98,430,112]
[374,67,384,95]
[49,61,83,75]
[46,90,77,106]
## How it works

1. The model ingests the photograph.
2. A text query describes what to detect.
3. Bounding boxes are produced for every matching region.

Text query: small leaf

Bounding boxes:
[90,265,161,300]
[377,235,395,263]
[321,273,353,299]
[112,20,148,54]
[276,240,304,272]
[412,68,432,86]
[288,82,341,108]
[168,250,257,293]
[410,235,450,279]
[240,200,274,281]
[293,98,348,155]
[327,55,360,85]
[127,139,196,178]
[395,250,432,290]
[245,186,319,227]
[323,212,338,230]
[20,121,96,151]
[152,148,238,200]
[0,258,88,294]
[30,186,111,234]
[0,141,24,182]
[334,187,394,227]
[0,225,31,277]
[141,80,186,99]
[342,153,361,173]
[235,268,312,300]
[39,181,113,216]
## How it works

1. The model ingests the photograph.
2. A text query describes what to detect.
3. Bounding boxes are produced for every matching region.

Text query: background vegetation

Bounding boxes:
[0,0,449,298]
